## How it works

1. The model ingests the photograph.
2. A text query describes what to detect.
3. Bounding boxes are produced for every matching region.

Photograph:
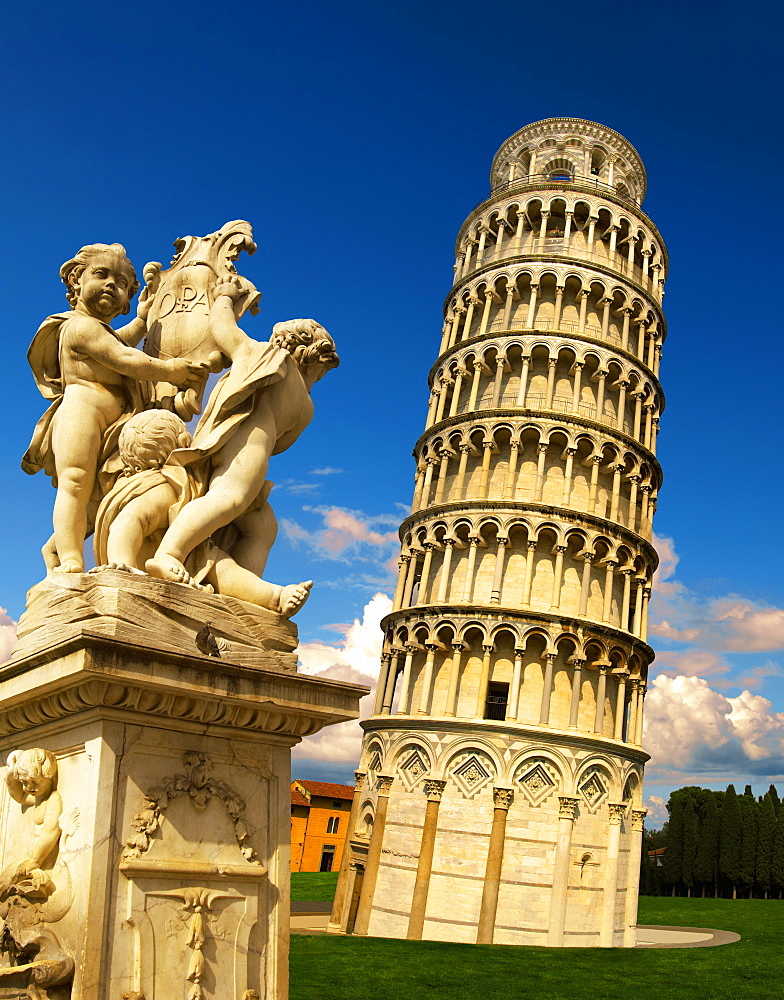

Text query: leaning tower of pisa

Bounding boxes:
[330,118,666,947]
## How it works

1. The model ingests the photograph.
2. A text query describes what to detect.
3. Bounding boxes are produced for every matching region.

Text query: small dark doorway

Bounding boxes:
[346,866,365,934]
[320,846,336,872]
[485,682,509,720]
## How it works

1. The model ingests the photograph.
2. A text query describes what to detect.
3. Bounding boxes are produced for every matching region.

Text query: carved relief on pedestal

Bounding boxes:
[0,748,78,999]
[119,752,269,1000]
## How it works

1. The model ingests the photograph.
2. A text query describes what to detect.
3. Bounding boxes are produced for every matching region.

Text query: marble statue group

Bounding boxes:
[21,221,338,619]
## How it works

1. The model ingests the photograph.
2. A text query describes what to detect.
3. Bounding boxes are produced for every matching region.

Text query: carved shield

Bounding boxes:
[143,219,261,419]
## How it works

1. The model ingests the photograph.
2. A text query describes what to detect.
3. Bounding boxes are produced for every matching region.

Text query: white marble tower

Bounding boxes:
[331,118,666,947]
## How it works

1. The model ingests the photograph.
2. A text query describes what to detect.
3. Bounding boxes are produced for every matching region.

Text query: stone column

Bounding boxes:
[382,650,401,713]
[501,284,515,329]
[626,679,639,744]
[600,802,627,946]
[507,648,525,722]
[392,554,410,611]
[635,682,647,745]
[475,643,494,718]
[407,779,447,940]
[401,551,420,608]
[578,552,594,617]
[516,355,531,405]
[620,309,632,351]
[570,362,584,413]
[594,665,609,733]
[534,442,549,499]
[372,652,392,715]
[478,441,494,497]
[521,539,537,606]
[545,357,558,409]
[526,283,539,328]
[352,775,395,936]
[328,770,367,932]
[451,445,471,500]
[397,646,417,715]
[416,542,435,606]
[417,643,438,715]
[537,211,549,249]
[539,652,556,725]
[434,378,450,423]
[602,559,617,623]
[502,441,520,499]
[623,808,648,946]
[568,658,584,728]
[448,368,466,417]
[547,796,579,945]
[433,450,451,504]
[445,642,465,717]
[613,670,629,740]
[577,288,590,332]
[461,536,480,603]
[587,455,602,513]
[553,285,565,329]
[609,464,622,520]
[419,457,437,508]
[490,536,508,604]
[595,368,608,418]
[462,295,480,340]
[562,448,576,506]
[436,539,456,603]
[563,211,573,247]
[550,545,566,610]
[478,289,495,336]
[476,787,514,944]
[620,568,634,629]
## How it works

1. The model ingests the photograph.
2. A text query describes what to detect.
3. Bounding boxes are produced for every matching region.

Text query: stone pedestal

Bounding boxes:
[0,571,366,1000]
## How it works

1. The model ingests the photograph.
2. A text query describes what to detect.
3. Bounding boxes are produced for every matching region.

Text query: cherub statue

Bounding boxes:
[22,244,207,574]
[0,749,76,901]
[92,409,311,616]
[144,277,339,594]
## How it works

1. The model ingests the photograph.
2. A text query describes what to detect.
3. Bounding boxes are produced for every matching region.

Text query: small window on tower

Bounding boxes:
[327,816,340,834]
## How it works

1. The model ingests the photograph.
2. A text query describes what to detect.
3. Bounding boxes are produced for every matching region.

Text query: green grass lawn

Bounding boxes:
[290,871,339,901]
[290,892,784,1000]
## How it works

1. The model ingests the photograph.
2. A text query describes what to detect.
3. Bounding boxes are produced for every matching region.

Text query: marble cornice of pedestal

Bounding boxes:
[380,605,655,658]
[398,499,660,564]
[0,634,367,740]
[359,715,651,764]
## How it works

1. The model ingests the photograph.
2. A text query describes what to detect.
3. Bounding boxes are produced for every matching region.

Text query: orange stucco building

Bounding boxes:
[290,779,354,872]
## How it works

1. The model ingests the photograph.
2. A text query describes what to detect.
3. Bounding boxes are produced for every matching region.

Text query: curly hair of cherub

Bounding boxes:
[60,243,140,312]
[11,748,58,781]
[270,319,340,371]
[119,410,191,475]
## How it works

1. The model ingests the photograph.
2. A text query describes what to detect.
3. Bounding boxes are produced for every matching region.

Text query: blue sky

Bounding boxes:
[2,0,783,823]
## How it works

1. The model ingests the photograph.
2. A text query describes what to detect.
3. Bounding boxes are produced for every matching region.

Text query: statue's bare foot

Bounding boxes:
[53,559,84,574]
[145,555,191,585]
[89,563,146,576]
[279,581,312,618]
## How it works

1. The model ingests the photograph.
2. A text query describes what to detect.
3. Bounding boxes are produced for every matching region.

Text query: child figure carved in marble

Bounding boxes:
[22,244,207,573]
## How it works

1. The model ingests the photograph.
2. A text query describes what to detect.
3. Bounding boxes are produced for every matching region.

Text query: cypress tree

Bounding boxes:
[769,784,781,813]
[744,784,754,800]
[756,793,776,899]
[694,791,720,897]
[719,784,742,899]
[739,797,758,898]
[772,802,784,899]
[661,794,684,895]
[682,796,698,896]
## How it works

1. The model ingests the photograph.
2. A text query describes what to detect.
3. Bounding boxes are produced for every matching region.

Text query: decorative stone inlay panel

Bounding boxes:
[578,768,609,812]
[515,758,560,807]
[450,751,494,799]
[397,747,430,791]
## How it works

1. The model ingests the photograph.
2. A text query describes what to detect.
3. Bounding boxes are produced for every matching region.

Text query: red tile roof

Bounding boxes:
[293,779,354,801]
[291,788,310,808]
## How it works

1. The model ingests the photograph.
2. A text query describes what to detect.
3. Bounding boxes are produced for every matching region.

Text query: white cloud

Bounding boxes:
[294,593,392,765]
[310,467,344,476]
[0,609,16,663]
[644,794,668,826]
[282,505,399,566]
[643,673,784,783]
